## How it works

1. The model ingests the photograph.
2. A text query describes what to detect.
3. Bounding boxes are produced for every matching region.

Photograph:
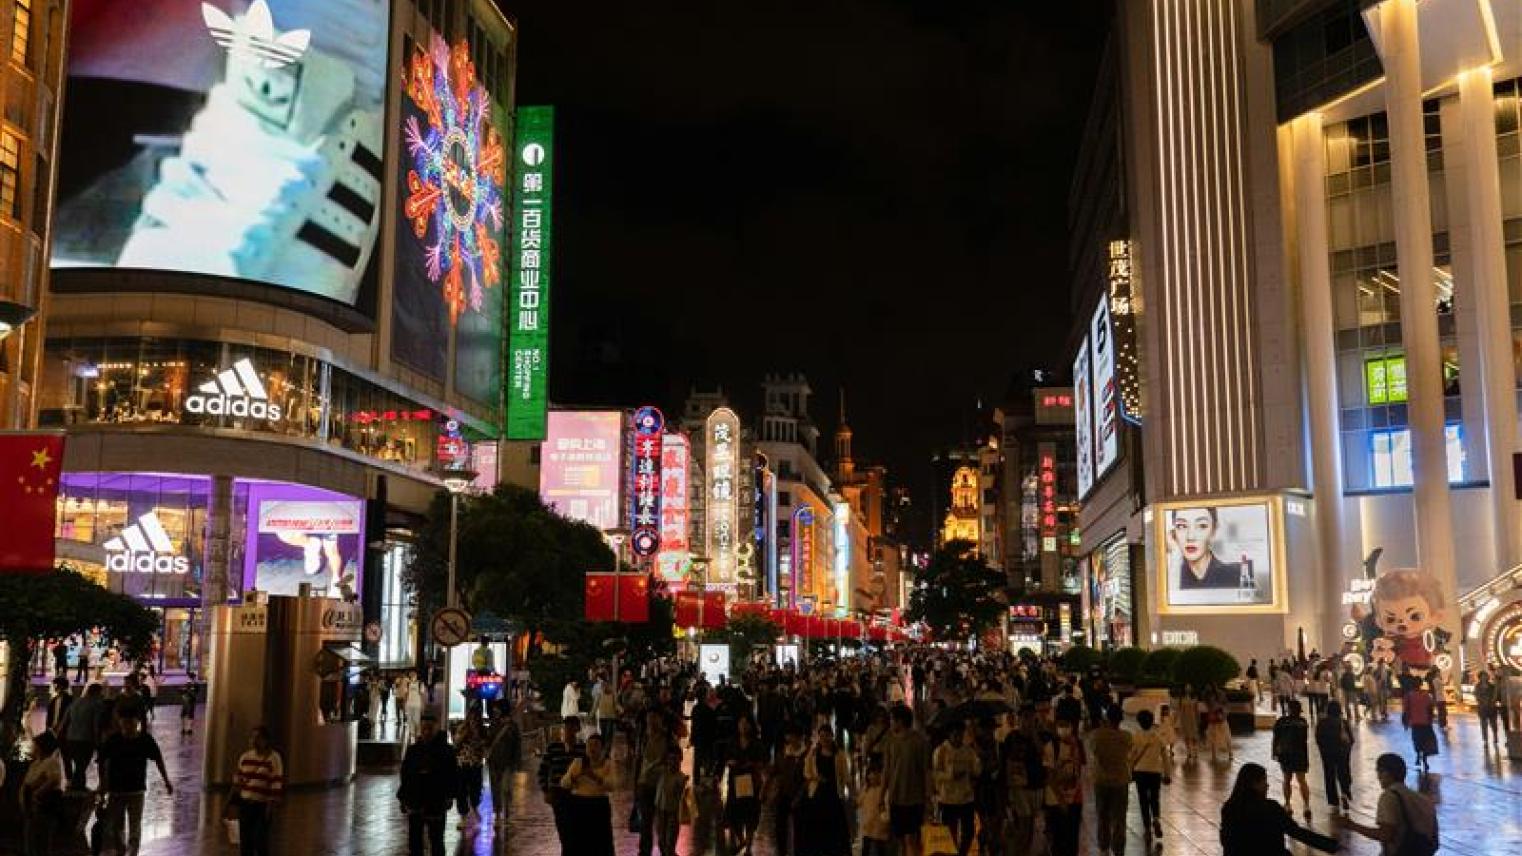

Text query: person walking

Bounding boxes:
[635,707,673,856]
[98,711,173,856]
[592,673,620,748]
[1043,715,1086,856]
[44,677,72,733]
[56,682,106,790]
[883,705,932,856]
[486,709,522,828]
[20,731,64,856]
[1363,666,1385,724]
[398,712,459,855]
[797,723,851,856]
[932,721,980,856]
[1205,693,1234,762]
[1089,705,1133,856]
[537,716,585,856]
[1272,667,1296,718]
[1177,686,1201,758]
[1271,699,1312,819]
[1129,709,1168,841]
[1341,753,1439,855]
[1402,679,1439,773]
[179,674,200,737]
[1001,704,1047,856]
[403,676,424,738]
[1475,670,1503,748]
[971,716,1004,856]
[767,725,807,856]
[1339,664,1362,722]
[559,732,618,856]
[233,726,285,856]
[723,715,768,855]
[1314,700,1355,814]
[1219,763,1337,855]
[561,679,582,719]
[653,747,689,856]
[453,710,487,831]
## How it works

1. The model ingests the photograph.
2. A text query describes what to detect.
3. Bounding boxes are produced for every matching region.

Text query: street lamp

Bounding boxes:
[0,300,38,341]
[442,470,477,609]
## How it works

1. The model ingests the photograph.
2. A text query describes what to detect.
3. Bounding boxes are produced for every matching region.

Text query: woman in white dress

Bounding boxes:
[561,680,581,718]
[403,673,424,736]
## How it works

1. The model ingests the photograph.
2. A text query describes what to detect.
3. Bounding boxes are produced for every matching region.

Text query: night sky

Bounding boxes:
[505,1,1110,505]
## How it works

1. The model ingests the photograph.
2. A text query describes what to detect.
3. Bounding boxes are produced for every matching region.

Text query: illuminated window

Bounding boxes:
[0,130,19,219]
[1370,425,1464,487]
[11,0,28,66]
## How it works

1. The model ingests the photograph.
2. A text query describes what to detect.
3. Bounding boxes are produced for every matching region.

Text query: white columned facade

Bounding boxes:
[1457,67,1522,574]
[1372,0,1462,651]
[1290,113,1345,650]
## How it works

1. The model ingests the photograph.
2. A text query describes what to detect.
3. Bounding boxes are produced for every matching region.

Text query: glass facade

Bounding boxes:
[1325,102,1470,491]
[39,337,465,476]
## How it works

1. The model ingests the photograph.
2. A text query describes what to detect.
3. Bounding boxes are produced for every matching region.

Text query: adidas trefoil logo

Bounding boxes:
[104,512,190,575]
[185,358,283,421]
[202,0,311,69]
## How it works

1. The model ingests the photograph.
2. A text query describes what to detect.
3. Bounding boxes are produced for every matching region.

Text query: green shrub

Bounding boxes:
[1061,645,1104,675]
[1108,647,1147,683]
[1141,647,1182,681]
[1171,645,1241,691]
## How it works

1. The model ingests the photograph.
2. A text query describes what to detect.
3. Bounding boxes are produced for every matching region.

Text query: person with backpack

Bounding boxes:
[1043,714,1086,856]
[1001,704,1047,856]
[1340,753,1438,856]
[1315,700,1355,814]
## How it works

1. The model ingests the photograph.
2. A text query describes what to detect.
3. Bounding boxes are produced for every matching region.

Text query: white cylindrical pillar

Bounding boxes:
[1457,66,1522,574]
[1291,113,1346,652]
[1374,0,1461,654]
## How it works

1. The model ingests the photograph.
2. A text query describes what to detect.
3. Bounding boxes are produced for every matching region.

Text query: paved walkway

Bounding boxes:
[23,701,1522,854]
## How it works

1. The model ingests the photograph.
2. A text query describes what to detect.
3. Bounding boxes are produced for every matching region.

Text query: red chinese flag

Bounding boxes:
[769,608,789,629]
[0,433,65,572]
[618,573,651,623]
[584,573,615,621]
[701,590,727,629]
[783,611,804,637]
[675,591,702,627]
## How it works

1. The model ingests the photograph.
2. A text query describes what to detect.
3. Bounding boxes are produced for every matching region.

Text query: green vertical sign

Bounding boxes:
[506,105,554,440]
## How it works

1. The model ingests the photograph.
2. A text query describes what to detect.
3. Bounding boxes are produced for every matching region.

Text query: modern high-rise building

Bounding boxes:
[0,0,67,429]
[1072,0,1522,672]
[39,0,519,677]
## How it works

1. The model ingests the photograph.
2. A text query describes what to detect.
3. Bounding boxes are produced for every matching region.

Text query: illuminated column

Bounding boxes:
[1457,67,1522,572]
[1372,0,1460,647]
[199,474,234,673]
[1289,113,1344,649]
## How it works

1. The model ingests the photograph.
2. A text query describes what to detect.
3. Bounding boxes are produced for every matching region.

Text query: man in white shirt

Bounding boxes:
[1340,753,1438,855]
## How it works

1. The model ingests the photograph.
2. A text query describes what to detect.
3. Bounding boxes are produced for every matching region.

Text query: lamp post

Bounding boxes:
[441,470,477,609]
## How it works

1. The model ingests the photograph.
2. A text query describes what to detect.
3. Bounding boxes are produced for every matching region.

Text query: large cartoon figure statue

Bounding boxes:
[1353,568,1450,678]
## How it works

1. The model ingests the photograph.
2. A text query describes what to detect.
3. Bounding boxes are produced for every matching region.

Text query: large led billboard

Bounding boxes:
[53,0,391,307]
[1074,342,1094,498]
[392,33,507,401]
[1153,496,1286,613]
[1091,298,1119,479]
[506,106,556,440]
[539,411,623,530]
[243,482,364,598]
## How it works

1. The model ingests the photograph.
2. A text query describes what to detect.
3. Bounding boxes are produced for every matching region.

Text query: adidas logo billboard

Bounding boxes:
[104,512,190,575]
[185,358,283,421]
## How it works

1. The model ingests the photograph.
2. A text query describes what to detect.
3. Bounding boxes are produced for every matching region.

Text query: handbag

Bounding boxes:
[922,822,957,856]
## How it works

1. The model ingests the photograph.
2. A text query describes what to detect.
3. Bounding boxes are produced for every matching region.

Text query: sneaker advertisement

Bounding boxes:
[52,0,390,309]
[391,32,509,403]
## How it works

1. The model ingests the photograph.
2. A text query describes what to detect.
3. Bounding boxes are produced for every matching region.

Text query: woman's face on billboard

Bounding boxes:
[1170,508,1215,563]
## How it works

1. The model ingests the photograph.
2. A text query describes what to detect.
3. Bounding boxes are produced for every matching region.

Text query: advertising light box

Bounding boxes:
[1153,496,1287,614]
[392,33,507,400]
[1074,340,1094,498]
[1091,298,1119,479]
[506,106,556,440]
[539,411,623,530]
[243,482,364,598]
[53,0,391,307]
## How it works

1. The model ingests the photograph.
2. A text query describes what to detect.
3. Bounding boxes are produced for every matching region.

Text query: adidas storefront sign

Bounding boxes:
[104,512,190,574]
[184,358,283,421]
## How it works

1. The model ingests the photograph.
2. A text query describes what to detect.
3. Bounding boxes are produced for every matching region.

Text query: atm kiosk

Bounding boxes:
[205,591,369,788]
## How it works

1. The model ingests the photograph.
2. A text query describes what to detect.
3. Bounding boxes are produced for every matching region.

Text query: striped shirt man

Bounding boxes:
[236,749,286,803]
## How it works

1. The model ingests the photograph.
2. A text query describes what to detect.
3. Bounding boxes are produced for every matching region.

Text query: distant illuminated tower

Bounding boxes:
[834,389,855,484]
[941,466,981,546]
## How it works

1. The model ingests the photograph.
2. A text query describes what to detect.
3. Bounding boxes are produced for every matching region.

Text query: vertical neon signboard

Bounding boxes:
[705,408,740,585]
[507,106,555,440]
[833,500,850,616]
[629,406,664,557]
[658,434,690,580]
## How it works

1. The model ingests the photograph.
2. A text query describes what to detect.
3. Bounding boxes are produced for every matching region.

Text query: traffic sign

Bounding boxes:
[431,607,473,647]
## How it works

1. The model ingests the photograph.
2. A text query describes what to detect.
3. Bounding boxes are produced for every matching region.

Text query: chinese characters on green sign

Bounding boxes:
[507,106,554,440]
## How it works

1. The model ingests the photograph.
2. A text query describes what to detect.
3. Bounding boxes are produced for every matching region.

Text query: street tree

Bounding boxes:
[906,539,1006,643]
[0,565,159,756]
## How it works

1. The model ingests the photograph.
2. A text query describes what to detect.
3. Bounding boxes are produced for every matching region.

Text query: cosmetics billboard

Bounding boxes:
[243,482,364,598]
[53,0,390,308]
[1153,496,1287,614]
[392,33,508,394]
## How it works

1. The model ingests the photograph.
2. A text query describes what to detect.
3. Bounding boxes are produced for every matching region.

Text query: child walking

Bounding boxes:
[856,759,891,856]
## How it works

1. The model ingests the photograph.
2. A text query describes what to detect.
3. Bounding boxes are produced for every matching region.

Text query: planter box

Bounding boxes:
[1121,687,1171,720]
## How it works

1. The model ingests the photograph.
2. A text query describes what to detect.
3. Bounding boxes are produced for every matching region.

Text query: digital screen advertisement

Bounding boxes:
[53,0,391,307]
[1154,497,1285,613]
[1091,298,1118,479]
[243,482,364,598]
[539,410,623,530]
[391,33,508,399]
[1074,341,1094,498]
